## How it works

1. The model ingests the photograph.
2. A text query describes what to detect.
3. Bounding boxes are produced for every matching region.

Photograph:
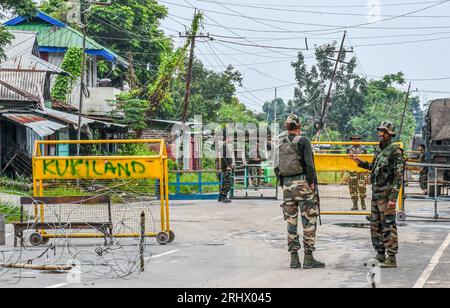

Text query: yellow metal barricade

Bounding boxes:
[312,141,404,216]
[31,139,173,244]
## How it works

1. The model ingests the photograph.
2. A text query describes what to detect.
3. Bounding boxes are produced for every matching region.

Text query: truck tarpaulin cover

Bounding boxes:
[428,99,450,140]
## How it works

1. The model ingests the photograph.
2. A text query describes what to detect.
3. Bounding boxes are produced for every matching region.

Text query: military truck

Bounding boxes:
[423,99,450,196]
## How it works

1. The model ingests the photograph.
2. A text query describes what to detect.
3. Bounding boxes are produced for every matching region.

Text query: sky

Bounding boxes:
[158,0,450,112]
[4,0,450,113]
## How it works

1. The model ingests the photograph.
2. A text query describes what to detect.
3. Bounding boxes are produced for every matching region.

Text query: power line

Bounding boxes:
[209,40,294,84]
[162,0,450,33]
[192,0,450,18]
[353,35,450,47]
[211,38,307,51]
[192,0,444,9]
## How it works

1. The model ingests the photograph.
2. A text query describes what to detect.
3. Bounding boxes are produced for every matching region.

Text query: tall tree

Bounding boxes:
[161,59,243,122]
[262,98,287,124]
[351,74,417,148]
[39,0,72,23]
[291,42,367,138]
[87,0,172,85]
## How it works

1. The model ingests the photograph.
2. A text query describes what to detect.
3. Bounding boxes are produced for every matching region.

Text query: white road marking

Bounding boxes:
[145,249,178,261]
[46,283,69,289]
[413,232,450,289]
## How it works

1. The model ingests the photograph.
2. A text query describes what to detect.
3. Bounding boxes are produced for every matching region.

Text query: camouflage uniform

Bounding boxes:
[276,132,319,253]
[218,142,234,199]
[358,133,404,257]
[419,152,428,192]
[282,177,320,253]
[249,145,263,188]
[346,145,368,209]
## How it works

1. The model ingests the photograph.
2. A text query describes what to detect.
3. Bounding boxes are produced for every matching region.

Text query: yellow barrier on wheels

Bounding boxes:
[312,141,404,216]
[31,139,173,245]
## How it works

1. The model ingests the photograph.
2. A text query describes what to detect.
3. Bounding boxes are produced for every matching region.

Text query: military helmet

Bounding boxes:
[286,114,300,125]
[350,134,362,140]
[377,121,396,136]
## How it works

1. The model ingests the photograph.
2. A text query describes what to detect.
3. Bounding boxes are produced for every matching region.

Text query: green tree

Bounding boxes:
[216,97,258,124]
[161,60,243,123]
[0,0,35,59]
[351,75,417,148]
[291,42,367,138]
[51,47,83,102]
[112,90,149,135]
[39,0,72,23]
[87,0,172,85]
[262,98,288,124]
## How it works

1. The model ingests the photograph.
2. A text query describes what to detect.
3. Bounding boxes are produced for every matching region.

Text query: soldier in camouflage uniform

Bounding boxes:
[350,121,404,268]
[417,144,429,194]
[249,143,264,189]
[276,115,326,270]
[346,135,368,211]
[218,136,234,203]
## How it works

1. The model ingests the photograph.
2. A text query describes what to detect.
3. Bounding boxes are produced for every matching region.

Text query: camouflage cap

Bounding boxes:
[286,114,300,126]
[377,120,396,136]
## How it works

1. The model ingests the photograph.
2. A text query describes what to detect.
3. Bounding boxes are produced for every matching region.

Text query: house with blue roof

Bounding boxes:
[4,11,128,117]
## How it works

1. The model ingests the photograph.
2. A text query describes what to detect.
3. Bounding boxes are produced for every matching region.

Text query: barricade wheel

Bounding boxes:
[397,211,407,222]
[168,231,175,243]
[29,233,43,246]
[157,232,170,245]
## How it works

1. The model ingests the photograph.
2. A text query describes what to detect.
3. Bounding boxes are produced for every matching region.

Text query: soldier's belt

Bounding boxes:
[284,174,306,181]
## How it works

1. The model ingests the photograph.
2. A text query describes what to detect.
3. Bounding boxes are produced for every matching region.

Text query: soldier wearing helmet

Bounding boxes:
[350,121,404,269]
[346,135,369,211]
[276,114,325,270]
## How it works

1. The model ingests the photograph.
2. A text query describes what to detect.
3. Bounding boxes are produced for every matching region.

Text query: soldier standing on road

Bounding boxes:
[346,135,368,211]
[248,143,264,189]
[217,135,234,204]
[350,121,404,269]
[417,144,429,195]
[276,115,326,270]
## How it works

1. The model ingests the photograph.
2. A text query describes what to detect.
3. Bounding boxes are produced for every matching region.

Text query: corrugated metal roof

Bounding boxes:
[0,69,47,102]
[0,30,63,73]
[3,113,67,137]
[36,108,128,131]
[4,114,46,123]
[5,14,127,66]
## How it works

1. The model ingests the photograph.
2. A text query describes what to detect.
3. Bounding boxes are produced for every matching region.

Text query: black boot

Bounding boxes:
[375,252,387,264]
[290,251,301,269]
[222,196,232,203]
[303,251,326,269]
[380,255,397,268]
[218,194,224,202]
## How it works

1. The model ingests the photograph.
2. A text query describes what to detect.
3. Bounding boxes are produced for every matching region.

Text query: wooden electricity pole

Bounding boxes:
[398,82,412,141]
[77,0,111,156]
[315,31,348,141]
[180,10,209,123]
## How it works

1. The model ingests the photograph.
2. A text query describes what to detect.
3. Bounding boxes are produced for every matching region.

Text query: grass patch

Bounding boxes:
[169,173,220,195]
[0,204,23,223]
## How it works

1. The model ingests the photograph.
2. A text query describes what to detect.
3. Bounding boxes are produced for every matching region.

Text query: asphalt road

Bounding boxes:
[1,193,450,288]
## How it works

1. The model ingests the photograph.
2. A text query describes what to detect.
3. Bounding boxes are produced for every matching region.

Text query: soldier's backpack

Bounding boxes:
[277,135,305,177]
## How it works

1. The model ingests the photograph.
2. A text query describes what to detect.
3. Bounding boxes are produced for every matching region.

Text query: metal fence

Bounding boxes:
[29,139,173,245]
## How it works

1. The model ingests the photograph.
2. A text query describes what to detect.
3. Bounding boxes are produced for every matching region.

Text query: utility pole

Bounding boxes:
[180,10,208,123]
[76,0,87,157]
[398,82,412,141]
[76,0,111,156]
[274,87,277,128]
[315,31,348,141]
